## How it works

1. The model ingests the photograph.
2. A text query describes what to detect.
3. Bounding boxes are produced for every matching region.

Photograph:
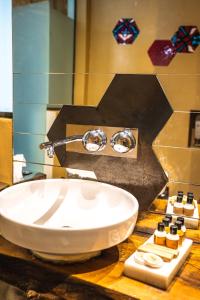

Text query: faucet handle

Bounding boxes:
[82,129,107,152]
[110,128,136,153]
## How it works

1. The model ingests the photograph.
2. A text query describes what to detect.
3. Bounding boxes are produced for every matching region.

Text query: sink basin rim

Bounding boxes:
[0,178,139,255]
[0,178,139,231]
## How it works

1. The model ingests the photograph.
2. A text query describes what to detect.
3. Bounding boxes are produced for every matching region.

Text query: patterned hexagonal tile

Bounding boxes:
[148,40,176,66]
[171,25,200,53]
[112,18,140,44]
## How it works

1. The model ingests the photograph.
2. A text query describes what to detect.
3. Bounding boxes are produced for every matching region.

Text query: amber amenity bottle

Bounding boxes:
[162,218,170,233]
[165,214,173,226]
[154,222,166,246]
[184,196,194,217]
[166,225,179,249]
[175,221,184,246]
[177,216,186,240]
[173,195,184,215]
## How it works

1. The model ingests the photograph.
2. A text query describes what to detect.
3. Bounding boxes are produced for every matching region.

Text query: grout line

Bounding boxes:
[153,144,200,150]
[173,110,200,113]
[168,180,200,187]
[13,72,200,75]
[14,131,46,136]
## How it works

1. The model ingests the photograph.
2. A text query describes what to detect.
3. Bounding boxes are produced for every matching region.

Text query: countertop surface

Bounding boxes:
[0,211,199,300]
[0,182,9,191]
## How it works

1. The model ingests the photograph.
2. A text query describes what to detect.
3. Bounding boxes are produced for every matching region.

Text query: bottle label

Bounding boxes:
[166,238,179,249]
[154,235,166,246]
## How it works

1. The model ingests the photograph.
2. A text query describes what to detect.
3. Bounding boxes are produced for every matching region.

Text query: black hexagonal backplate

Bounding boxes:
[48,74,173,211]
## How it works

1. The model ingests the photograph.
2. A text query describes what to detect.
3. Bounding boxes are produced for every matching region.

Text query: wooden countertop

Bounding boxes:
[0,211,199,300]
[0,182,9,191]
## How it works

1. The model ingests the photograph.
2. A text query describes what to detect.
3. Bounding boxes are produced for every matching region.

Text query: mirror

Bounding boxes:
[13,0,76,175]
[12,0,200,232]
[13,0,75,106]
[12,0,116,175]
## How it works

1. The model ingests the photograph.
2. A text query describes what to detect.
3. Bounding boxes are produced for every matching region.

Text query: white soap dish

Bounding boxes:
[166,198,199,229]
[124,235,193,289]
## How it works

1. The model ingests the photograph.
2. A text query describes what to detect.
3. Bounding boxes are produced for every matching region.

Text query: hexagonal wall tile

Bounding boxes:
[112,18,140,44]
[171,25,200,53]
[148,40,176,66]
[48,75,173,210]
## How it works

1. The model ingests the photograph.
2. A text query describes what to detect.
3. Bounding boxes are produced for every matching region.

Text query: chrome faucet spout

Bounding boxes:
[39,130,107,158]
[53,135,83,148]
[39,135,83,150]
[39,135,83,158]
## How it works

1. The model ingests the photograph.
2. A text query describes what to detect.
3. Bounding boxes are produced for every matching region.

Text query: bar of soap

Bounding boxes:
[145,243,179,257]
[138,244,174,262]
[143,252,164,268]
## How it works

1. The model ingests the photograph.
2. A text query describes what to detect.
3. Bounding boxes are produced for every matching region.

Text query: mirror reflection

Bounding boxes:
[13,0,75,106]
[148,184,200,224]
[12,0,200,231]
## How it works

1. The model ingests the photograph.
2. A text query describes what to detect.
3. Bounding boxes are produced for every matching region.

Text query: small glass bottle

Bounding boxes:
[175,221,184,246]
[162,218,170,233]
[184,197,194,217]
[166,225,179,249]
[154,222,166,246]
[173,195,184,215]
[177,216,186,240]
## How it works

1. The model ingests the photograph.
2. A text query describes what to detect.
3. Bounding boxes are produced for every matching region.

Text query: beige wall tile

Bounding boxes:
[153,146,200,185]
[153,112,190,147]
[86,74,115,106]
[158,75,200,111]
[46,110,59,133]
[0,118,13,185]
[74,73,114,106]
[52,164,67,179]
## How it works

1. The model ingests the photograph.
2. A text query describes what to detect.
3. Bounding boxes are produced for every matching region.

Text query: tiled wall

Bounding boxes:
[13,0,200,197]
[0,117,12,185]
[73,0,200,197]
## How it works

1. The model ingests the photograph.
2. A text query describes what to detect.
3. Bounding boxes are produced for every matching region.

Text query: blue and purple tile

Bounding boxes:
[171,25,200,53]
[112,18,140,45]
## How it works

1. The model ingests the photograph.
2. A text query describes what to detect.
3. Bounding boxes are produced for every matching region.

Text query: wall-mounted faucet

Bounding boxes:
[40,128,137,158]
[39,129,107,158]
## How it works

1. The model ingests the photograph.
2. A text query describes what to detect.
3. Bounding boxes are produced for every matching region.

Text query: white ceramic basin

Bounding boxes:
[0,179,138,260]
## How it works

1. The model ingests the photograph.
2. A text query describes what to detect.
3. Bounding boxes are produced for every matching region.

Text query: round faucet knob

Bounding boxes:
[82,129,107,152]
[110,129,136,153]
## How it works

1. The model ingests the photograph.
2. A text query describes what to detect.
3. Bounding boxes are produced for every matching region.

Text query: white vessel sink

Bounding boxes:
[0,179,138,262]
